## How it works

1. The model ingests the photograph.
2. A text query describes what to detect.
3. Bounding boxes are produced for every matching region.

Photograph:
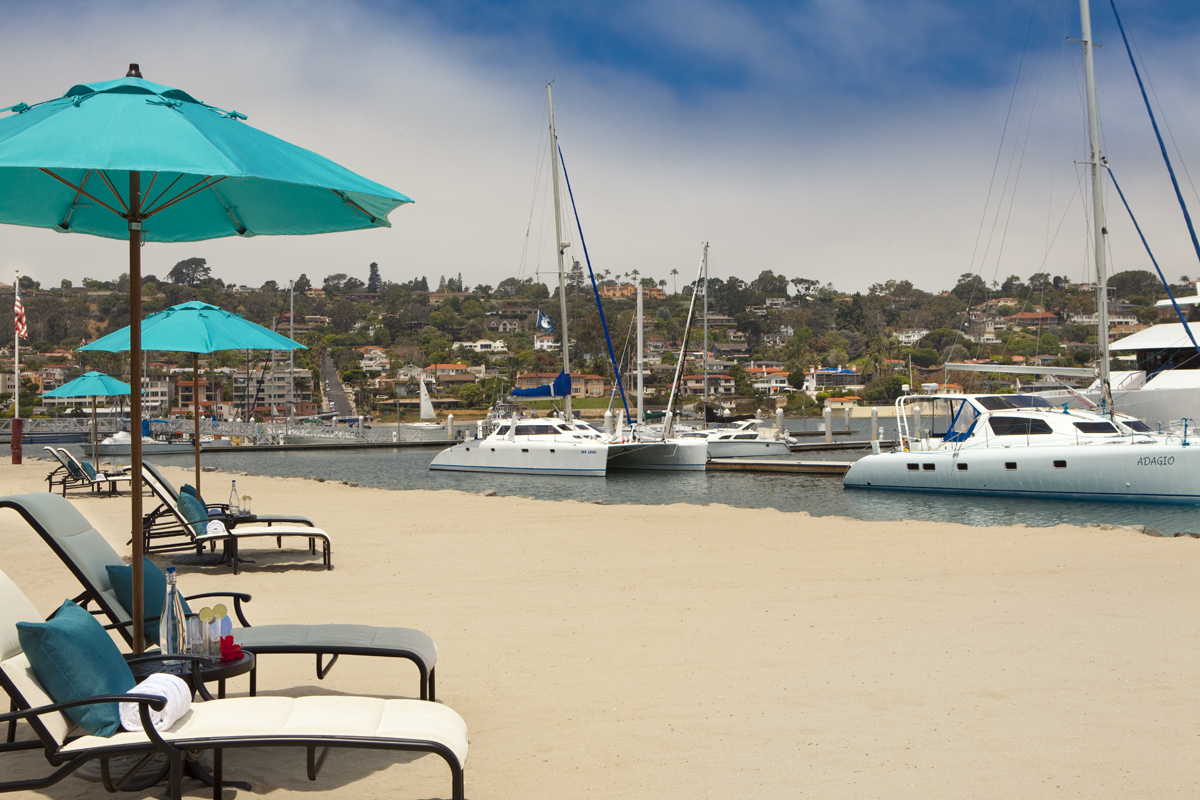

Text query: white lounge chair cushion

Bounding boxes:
[196,524,330,543]
[60,696,468,767]
[233,624,437,670]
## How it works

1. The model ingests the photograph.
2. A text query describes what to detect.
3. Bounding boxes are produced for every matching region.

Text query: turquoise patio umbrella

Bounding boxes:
[42,371,132,466]
[0,65,412,651]
[80,301,307,493]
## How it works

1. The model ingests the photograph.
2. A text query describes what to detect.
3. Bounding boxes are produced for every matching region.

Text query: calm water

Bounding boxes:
[76,416,1200,535]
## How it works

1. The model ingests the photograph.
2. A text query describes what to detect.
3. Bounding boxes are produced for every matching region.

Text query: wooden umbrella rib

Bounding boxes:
[40,168,126,219]
[143,173,185,216]
[58,169,93,229]
[144,175,227,218]
[208,184,247,234]
[330,189,377,223]
[96,170,131,215]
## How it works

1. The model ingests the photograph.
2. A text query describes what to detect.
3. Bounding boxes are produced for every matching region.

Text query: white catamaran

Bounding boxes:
[844,0,1200,505]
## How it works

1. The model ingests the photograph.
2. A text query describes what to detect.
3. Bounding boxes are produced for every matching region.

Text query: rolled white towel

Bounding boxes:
[119,673,191,732]
[205,520,229,537]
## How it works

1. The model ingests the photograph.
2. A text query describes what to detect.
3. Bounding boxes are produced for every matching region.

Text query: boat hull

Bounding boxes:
[844,443,1200,504]
[429,438,608,477]
[705,440,792,458]
[607,440,708,471]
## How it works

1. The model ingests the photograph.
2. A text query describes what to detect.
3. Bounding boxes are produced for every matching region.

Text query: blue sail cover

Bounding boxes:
[511,371,572,399]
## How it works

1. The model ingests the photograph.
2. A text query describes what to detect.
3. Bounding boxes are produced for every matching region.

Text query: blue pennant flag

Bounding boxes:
[536,311,554,333]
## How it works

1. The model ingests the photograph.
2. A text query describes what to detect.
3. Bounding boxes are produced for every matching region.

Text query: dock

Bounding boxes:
[706,458,852,475]
[789,439,898,452]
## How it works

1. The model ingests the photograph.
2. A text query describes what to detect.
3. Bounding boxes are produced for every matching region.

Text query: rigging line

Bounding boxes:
[518,97,551,283]
[1114,0,1200,214]
[1109,0,1200,272]
[983,0,1055,287]
[558,143,632,425]
[967,0,1044,277]
[1105,161,1200,359]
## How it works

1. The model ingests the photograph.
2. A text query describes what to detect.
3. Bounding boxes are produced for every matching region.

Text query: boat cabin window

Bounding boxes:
[734,434,758,440]
[976,395,1053,411]
[1006,395,1053,408]
[906,463,919,471]
[515,424,559,436]
[1073,421,1118,434]
[956,463,968,471]
[1123,419,1151,433]
[493,425,509,436]
[988,417,1054,436]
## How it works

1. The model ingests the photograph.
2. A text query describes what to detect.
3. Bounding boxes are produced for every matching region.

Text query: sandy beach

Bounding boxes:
[2,457,1198,799]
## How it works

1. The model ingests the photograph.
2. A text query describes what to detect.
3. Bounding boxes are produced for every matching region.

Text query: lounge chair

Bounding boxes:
[0,493,440,701]
[138,465,331,573]
[0,567,467,800]
[142,460,315,529]
[42,447,130,497]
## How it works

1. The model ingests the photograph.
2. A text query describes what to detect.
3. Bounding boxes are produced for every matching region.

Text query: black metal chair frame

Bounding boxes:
[139,463,328,572]
[0,494,436,701]
[0,652,464,800]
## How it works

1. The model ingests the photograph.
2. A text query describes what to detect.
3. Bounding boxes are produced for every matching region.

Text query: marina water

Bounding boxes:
[78,417,1200,535]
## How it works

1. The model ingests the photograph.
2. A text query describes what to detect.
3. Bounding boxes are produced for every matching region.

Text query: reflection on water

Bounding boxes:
[81,417,1200,536]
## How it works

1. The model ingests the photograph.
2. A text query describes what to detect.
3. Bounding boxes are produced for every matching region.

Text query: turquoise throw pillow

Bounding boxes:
[176,492,209,537]
[181,483,210,507]
[106,558,192,645]
[16,599,136,737]
[81,461,98,480]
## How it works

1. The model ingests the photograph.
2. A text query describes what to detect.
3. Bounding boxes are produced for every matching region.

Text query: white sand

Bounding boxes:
[1,457,1198,798]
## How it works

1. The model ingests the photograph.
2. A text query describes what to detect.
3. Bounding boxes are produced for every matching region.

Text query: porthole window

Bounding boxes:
[1053,460,1067,469]
[922,464,935,471]
[956,463,968,471]
[907,463,919,471]
[1005,462,1017,470]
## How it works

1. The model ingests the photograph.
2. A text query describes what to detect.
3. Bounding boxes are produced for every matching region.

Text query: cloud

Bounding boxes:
[1,0,1199,298]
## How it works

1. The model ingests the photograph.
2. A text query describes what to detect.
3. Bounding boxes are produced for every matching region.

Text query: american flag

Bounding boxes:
[13,282,27,340]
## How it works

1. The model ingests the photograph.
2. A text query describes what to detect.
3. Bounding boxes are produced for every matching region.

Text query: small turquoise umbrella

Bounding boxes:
[80,301,307,493]
[0,66,412,652]
[81,301,306,353]
[43,371,132,466]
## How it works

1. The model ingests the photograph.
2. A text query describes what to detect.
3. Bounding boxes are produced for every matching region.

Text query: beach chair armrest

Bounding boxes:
[183,592,254,627]
[0,693,167,726]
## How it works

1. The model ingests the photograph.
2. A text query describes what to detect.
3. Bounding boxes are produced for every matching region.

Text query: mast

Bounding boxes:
[636,284,644,424]
[1079,0,1111,409]
[547,83,573,423]
[702,242,709,423]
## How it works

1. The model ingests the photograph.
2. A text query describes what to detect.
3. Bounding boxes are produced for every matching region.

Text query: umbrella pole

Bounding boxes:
[91,396,98,466]
[194,353,201,494]
[128,172,145,654]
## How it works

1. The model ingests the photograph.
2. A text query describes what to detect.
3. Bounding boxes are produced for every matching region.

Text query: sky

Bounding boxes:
[2,0,1200,295]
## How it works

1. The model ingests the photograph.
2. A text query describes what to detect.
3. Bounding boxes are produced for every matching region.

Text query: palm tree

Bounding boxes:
[659,279,667,294]
[670,268,679,294]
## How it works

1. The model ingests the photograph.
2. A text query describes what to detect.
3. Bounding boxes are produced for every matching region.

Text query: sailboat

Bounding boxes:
[843,0,1200,504]
[430,85,706,476]
[396,376,449,442]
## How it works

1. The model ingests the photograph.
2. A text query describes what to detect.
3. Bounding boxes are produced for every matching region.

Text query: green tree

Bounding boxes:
[367,262,382,293]
[167,257,209,286]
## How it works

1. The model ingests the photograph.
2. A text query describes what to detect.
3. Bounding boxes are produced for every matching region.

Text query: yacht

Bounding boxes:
[677,419,792,458]
[430,406,706,475]
[842,392,1200,503]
